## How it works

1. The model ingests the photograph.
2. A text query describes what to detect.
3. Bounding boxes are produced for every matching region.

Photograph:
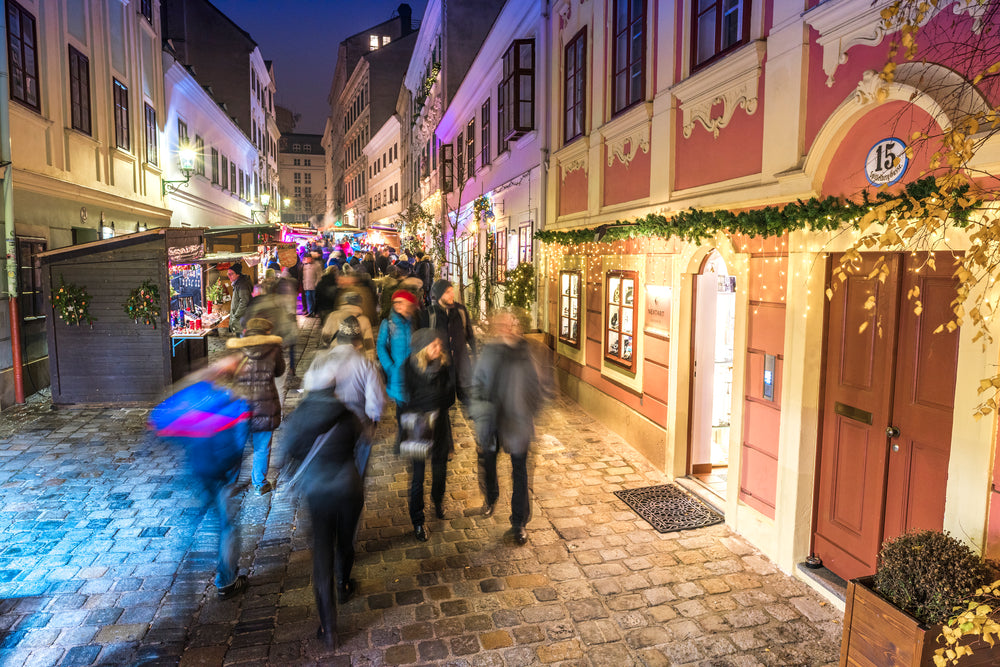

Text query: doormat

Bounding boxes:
[613,484,724,533]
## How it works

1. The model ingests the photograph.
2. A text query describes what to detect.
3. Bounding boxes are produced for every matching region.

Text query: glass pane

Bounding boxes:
[616,33,627,72]
[696,10,717,64]
[632,0,643,21]
[699,0,715,10]
[722,0,742,48]
[616,0,627,30]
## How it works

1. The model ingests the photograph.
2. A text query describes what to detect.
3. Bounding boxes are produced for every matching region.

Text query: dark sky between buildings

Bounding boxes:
[209,0,428,135]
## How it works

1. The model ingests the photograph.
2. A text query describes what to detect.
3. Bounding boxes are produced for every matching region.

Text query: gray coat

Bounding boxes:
[470,338,541,456]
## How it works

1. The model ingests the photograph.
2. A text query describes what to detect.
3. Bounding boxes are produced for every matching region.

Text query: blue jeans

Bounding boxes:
[200,475,239,589]
[304,290,316,315]
[250,431,273,487]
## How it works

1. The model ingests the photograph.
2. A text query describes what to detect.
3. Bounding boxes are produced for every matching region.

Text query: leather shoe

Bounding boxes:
[217,574,247,600]
[337,579,356,604]
[434,502,444,519]
[414,525,428,542]
[481,502,495,518]
[513,526,528,546]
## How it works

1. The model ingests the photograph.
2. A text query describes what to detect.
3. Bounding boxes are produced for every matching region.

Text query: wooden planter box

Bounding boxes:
[840,577,1000,667]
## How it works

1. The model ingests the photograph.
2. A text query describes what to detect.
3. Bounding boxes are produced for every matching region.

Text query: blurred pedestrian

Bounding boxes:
[414,251,434,306]
[321,291,375,359]
[227,317,286,494]
[470,310,542,545]
[305,315,385,475]
[242,279,299,379]
[314,264,341,324]
[402,328,455,541]
[422,279,476,405]
[377,290,419,411]
[227,263,252,335]
[281,372,363,647]
[302,253,322,317]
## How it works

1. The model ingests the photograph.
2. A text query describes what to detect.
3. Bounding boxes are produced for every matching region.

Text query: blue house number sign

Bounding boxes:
[865,137,908,186]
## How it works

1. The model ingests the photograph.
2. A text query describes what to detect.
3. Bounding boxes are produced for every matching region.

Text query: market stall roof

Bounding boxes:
[38,228,204,264]
[194,251,261,267]
[202,223,277,235]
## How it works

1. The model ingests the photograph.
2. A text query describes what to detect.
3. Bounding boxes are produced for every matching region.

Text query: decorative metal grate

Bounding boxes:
[613,484,724,533]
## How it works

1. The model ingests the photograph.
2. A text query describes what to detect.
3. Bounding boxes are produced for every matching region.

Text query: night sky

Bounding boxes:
[209,0,428,135]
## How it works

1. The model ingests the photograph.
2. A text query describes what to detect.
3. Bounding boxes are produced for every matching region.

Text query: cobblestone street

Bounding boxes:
[0,319,842,666]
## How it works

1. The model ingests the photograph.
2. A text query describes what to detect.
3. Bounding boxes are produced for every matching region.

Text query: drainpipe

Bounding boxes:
[0,10,22,404]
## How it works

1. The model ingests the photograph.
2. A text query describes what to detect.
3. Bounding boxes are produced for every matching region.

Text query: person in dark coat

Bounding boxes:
[227,317,286,494]
[281,378,363,647]
[375,247,391,277]
[402,328,455,542]
[421,279,477,404]
[469,310,542,546]
[360,252,376,278]
[414,251,434,306]
[314,265,341,324]
[227,264,252,335]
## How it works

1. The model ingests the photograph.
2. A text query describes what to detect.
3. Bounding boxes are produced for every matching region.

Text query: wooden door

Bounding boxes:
[813,253,958,581]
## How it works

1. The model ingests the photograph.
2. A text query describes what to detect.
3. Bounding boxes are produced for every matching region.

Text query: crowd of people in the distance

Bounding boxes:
[185,237,549,648]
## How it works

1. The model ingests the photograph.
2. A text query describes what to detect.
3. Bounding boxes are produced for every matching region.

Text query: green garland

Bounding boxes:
[51,275,95,326]
[123,279,160,326]
[506,262,535,309]
[534,176,973,245]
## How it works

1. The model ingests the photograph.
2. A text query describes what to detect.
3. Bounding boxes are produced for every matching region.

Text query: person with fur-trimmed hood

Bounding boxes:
[321,291,375,359]
[227,317,286,495]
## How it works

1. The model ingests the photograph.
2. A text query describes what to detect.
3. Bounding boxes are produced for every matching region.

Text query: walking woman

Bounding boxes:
[282,371,363,648]
[227,317,285,494]
[402,328,455,541]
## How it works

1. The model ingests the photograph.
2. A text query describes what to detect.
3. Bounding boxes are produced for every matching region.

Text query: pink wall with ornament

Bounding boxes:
[559,167,588,216]
[604,145,651,206]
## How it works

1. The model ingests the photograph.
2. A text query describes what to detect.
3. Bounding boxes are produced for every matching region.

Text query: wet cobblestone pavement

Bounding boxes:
[0,318,841,666]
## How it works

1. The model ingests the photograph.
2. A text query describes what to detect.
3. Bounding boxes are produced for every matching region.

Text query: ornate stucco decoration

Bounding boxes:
[671,40,765,139]
[605,125,649,167]
[853,69,890,106]
[806,0,986,88]
[418,94,442,140]
[561,155,588,178]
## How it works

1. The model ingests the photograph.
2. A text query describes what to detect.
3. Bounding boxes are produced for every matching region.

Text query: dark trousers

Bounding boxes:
[408,411,452,526]
[478,442,530,528]
[306,471,363,636]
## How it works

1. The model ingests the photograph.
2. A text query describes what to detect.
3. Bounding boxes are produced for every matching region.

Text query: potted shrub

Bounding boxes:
[840,530,1000,666]
[205,278,225,314]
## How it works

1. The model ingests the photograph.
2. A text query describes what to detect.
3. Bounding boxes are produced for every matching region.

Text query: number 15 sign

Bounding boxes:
[865,137,908,187]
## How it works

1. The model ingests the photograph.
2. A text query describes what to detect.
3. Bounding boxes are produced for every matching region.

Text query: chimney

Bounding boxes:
[397,3,412,34]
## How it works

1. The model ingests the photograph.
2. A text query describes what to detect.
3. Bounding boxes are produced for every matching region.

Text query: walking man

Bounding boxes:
[422,279,476,404]
[470,310,542,545]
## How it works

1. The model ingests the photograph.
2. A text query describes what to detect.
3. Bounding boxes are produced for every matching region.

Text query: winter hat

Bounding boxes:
[411,327,442,354]
[228,262,243,275]
[245,317,272,335]
[391,289,417,305]
[336,315,362,342]
[431,279,452,302]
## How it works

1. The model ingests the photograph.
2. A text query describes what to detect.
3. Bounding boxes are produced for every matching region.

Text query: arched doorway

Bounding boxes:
[688,250,736,502]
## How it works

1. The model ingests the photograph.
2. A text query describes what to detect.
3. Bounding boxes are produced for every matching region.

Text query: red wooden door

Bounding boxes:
[813,254,958,581]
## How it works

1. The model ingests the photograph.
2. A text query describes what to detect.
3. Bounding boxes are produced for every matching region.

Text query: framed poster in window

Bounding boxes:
[558,271,581,347]
[605,270,637,370]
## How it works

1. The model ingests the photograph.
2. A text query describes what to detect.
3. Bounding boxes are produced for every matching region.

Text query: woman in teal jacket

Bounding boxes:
[376,290,419,404]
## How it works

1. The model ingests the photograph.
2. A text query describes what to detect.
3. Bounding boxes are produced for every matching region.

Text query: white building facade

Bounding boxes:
[365,115,402,228]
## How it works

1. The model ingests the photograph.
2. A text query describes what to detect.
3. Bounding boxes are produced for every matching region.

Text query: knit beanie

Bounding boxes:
[336,315,362,343]
[411,327,442,354]
[391,289,417,305]
[431,279,452,302]
[245,317,272,335]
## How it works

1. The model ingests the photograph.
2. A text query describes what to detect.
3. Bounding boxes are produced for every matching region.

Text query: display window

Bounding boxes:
[605,270,637,369]
[558,271,581,347]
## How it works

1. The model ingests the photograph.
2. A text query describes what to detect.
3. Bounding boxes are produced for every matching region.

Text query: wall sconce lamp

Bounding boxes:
[251,193,271,224]
[162,144,197,196]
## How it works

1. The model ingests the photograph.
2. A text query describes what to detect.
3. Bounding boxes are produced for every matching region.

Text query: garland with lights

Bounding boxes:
[51,275,95,326]
[506,262,535,309]
[534,176,973,245]
[123,279,161,326]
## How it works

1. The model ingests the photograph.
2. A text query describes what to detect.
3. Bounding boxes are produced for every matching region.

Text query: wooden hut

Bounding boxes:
[38,228,206,407]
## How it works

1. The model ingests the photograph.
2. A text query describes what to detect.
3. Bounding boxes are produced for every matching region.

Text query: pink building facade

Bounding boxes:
[539,0,1000,601]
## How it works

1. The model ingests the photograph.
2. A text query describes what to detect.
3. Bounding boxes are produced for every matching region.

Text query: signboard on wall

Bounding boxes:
[865,137,908,186]
[644,285,671,338]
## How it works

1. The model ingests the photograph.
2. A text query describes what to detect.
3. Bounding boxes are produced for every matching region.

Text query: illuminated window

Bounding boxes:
[369,35,379,50]
[605,270,637,369]
[559,271,582,347]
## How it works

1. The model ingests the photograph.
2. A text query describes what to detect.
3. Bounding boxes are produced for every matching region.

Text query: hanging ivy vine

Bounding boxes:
[534,176,973,245]
[51,275,96,326]
[123,279,161,327]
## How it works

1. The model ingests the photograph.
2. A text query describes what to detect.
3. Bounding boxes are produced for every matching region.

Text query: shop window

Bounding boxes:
[144,103,157,166]
[68,46,91,135]
[7,0,39,111]
[493,231,507,282]
[499,39,534,142]
[611,0,645,115]
[693,0,749,69]
[517,222,534,264]
[559,271,582,347]
[605,270,637,369]
[564,29,586,143]
[113,78,129,151]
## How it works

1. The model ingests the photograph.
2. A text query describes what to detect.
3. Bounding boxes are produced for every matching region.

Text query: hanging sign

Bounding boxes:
[167,244,204,263]
[644,285,672,338]
[865,137,908,186]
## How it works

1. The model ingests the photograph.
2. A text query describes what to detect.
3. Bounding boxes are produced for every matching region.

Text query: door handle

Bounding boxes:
[886,425,900,438]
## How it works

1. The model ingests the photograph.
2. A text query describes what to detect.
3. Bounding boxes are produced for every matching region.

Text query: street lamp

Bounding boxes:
[251,194,270,224]
[162,144,197,196]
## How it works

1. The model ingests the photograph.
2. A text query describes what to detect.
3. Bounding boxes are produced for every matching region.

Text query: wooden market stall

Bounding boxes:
[39,228,208,407]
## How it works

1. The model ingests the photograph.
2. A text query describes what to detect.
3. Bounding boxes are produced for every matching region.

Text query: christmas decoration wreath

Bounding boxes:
[51,276,95,326]
[123,279,160,326]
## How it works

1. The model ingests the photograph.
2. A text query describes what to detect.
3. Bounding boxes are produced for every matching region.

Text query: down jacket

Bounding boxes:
[226,334,286,432]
